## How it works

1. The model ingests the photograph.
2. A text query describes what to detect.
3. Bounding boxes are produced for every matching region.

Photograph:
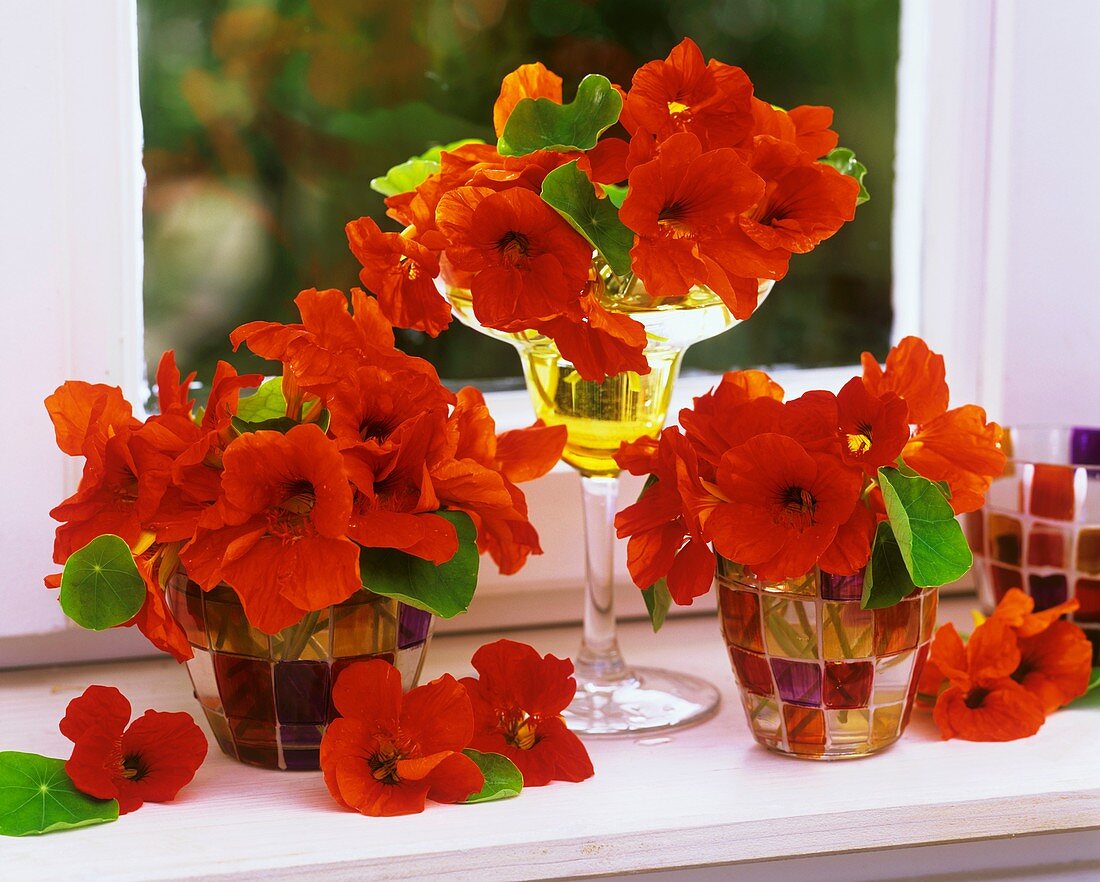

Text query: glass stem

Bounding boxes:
[574,474,630,686]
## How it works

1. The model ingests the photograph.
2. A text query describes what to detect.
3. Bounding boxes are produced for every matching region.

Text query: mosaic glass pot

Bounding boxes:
[165,574,433,771]
[716,559,935,759]
[967,425,1100,665]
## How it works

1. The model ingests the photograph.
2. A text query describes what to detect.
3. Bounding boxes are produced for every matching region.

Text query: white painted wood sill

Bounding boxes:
[3,598,1099,882]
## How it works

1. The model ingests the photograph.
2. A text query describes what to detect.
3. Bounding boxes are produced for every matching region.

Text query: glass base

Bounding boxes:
[563,666,721,737]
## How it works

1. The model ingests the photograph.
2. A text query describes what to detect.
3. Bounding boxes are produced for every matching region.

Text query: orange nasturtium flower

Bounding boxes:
[461,640,594,787]
[930,619,1046,742]
[835,376,910,475]
[750,99,840,160]
[321,660,483,816]
[492,61,562,136]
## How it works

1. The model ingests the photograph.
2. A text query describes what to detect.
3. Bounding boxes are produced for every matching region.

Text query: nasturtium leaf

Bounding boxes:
[877,467,972,588]
[360,511,479,619]
[895,459,951,498]
[861,520,918,610]
[1069,668,1100,709]
[602,183,628,209]
[59,535,146,631]
[498,74,622,157]
[461,750,523,804]
[370,139,485,197]
[231,409,330,436]
[541,161,633,277]
[642,579,673,633]
[235,377,287,422]
[823,146,870,205]
[0,753,118,836]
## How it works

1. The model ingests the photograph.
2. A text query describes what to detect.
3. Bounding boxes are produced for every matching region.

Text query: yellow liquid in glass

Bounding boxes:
[447,278,772,476]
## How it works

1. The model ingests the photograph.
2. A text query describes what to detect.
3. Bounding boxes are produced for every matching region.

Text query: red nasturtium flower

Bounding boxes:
[861,335,949,424]
[320,660,483,816]
[61,686,207,814]
[181,424,361,634]
[750,99,839,159]
[704,433,863,582]
[460,640,594,787]
[835,376,910,475]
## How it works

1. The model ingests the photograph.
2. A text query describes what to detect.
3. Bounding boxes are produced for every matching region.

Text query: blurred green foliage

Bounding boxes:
[140,0,898,388]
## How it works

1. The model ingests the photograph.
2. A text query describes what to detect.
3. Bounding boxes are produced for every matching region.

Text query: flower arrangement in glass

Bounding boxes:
[615,337,1007,757]
[44,288,564,770]
[348,38,869,734]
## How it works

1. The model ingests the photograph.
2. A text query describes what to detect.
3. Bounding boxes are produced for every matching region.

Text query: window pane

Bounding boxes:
[140,0,898,388]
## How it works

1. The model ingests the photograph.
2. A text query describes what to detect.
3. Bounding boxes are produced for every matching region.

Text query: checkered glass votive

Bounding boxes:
[718,559,934,759]
[166,575,434,771]
[968,426,1100,665]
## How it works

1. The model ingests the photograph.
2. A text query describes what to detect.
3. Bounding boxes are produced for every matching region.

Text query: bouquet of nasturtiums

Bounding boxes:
[45,288,566,653]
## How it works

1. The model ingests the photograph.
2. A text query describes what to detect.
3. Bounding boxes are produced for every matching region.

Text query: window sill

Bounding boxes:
[5,597,1098,882]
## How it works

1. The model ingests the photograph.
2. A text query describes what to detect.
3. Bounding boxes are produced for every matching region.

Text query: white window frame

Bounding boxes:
[1,0,1019,666]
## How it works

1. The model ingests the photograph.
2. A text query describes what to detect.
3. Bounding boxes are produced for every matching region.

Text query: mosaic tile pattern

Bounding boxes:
[970,426,1100,665]
[166,576,433,771]
[717,560,934,759]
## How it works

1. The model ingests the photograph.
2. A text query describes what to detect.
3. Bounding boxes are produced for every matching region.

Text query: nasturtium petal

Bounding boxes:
[370,139,485,197]
[461,750,523,804]
[541,161,633,277]
[642,578,673,633]
[360,511,479,619]
[59,535,146,631]
[823,147,870,205]
[861,520,918,610]
[498,75,622,157]
[877,467,972,588]
[0,753,118,836]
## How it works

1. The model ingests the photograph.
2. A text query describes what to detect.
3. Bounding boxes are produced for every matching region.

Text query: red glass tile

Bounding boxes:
[719,587,763,652]
[873,599,920,656]
[1075,578,1100,623]
[991,565,1023,602]
[783,705,826,756]
[1027,526,1067,568]
[166,578,207,648]
[1078,530,1100,575]
[1030,464,1076,521]
[213,654,276,723]
[727,647,774,697]
[920,591,938,643]
[963,510,985,554]
[823,661,873,709]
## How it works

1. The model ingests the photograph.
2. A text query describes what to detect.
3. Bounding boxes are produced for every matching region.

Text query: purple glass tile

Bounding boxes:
[398,605,432,649]
[279,723,324,770]
[770,658,822,707]
[1027,573,1069,611]
[1071,426,1100,466]
[820,571,864,601]
[274,660,330,724]
[282,749,321,771]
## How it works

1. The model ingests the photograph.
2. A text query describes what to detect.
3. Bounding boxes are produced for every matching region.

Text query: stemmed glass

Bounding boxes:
[448,263,773,735]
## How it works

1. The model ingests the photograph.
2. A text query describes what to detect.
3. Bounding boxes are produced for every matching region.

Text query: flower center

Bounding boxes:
[121,754,147,782]
[667,100,690,116]
[400,256,420,280]
[776,484,817,528]
[369,743,403,784]
[497,231,531,266]
[268,480,316,538]
[964,686,990,709]
[504,714,538,750]
[846,423,874,455]
[657,203,693,239]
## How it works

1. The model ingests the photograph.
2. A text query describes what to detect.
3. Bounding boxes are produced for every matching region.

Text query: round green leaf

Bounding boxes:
[861,520,918,610]
[0,752,118,836]
[823,146,870,205]
[370,139,485,197]
[234,376,287,422]
[59,535,146,631]
[541,161,634,277]
[461,750,523,804]
[498,74,622,157]
[360,511,479,619]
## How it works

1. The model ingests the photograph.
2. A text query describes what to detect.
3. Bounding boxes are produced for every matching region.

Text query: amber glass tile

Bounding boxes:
[963,510,985,553]
[719,587,763,653]
[229,717,279,768]
[271,608,332,661]
[204,598,270,657]
[167,579,208,649]
[826,708,871,749]
[202,710,236,761]
[824,661,873,709]
[743,694,781,739]
[772,571,817,597]
[822,601,873,659]
[1078,530,1100,575]
[1027,525,1068,568]
[1076,578,1100,623]
[873,599,920,656]
[871,703,903,747]
[988,514,1023,566]
[920,591,938,643]
[873,650,916,705]
[1030,464,1077,521]
[762,596,819,660]
[783,705,826,756]
[332,597,398,658]
[186,647,224,714]
[728,647,774,697]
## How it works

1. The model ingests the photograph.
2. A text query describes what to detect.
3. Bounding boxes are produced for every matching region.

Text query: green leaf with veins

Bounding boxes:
[877,467,972,588]
[498,75,622,156]
[822,147,870,205]
[861,520,918,609]
[59,535,146,631]
[461,750,523,803]
[541,161,633,276]
[359,511,478,618]
[234,377,287,422]
[0,752,118,836]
